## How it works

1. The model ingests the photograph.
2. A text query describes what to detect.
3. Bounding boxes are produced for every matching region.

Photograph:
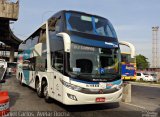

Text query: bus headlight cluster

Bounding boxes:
[67,93,78,101]
[116,83,123,90]
[60,79,82,92]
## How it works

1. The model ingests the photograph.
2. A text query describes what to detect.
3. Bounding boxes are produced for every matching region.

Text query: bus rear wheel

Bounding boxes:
[36,80,43,98]
[43,81,53,103]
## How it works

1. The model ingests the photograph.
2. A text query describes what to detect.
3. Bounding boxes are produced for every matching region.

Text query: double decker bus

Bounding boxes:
[120,41,136,81]
[17,10,122,105]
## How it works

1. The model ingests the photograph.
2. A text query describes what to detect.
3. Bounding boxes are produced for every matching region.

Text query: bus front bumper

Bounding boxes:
[122,76,136,80]
[62,87,123,105]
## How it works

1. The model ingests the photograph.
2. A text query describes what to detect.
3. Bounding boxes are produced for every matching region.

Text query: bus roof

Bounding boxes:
[20,10,110,45]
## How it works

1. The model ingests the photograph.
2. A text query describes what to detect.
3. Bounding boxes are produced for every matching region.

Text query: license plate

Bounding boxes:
[96,97,105,102]
[99,82,106,89]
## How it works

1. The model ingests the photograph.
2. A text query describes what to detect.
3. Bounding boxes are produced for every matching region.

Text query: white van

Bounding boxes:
[136,72,157,82]
[0,59,7,68]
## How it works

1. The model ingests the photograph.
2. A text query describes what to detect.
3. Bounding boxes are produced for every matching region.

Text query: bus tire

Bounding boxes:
[35,79,43,98]
[42,80,53,103]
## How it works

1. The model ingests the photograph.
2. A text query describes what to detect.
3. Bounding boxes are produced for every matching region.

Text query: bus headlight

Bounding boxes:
[60,79,82,92]
[116,84,122,90]
[67,93,78,101]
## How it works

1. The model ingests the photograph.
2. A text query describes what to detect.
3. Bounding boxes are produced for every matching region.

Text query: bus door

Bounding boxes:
[28,57,36,88]
[52,51,64,101]
[23,58,36,88]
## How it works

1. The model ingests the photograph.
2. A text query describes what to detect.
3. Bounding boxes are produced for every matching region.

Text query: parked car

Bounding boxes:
[136,72,157,82]
[0,59,7,68]
[6,62,17,75]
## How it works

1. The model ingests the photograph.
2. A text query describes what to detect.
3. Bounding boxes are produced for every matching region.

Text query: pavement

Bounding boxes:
[1,76,160,117]
[131,84,160,111]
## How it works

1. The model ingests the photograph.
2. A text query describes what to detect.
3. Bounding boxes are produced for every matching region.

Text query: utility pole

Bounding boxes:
[152,26,159,68]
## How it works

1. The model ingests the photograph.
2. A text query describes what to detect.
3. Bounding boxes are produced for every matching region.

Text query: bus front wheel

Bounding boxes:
[42,80,53,103]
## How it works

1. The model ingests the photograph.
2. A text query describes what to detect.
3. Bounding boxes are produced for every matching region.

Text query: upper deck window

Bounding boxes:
[65,12,117,38]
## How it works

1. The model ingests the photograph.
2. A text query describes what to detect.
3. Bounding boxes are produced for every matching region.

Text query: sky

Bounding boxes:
[11,0,160,65]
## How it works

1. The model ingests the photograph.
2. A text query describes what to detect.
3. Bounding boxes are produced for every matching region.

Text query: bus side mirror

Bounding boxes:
[0,79,6,83]
[33,43,43,57]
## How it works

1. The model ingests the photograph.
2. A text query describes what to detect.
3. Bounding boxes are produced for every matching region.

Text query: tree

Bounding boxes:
[136,54,150,70]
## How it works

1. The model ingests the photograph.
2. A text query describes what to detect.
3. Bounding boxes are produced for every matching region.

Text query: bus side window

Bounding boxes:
[39,30,46,43]
[22,60,30,70]
[55,18,61,32]
[48,16,62,33]
[45,59,47,70]
[52,51,63,73]
[29,58,36,71]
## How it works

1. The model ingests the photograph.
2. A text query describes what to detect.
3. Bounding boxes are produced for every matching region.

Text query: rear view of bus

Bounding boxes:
[120,41,136,81]
[17,10,122,105]
[121,52,136,80]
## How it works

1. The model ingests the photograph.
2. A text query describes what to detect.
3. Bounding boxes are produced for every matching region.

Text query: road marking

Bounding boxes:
[121,102,146,109]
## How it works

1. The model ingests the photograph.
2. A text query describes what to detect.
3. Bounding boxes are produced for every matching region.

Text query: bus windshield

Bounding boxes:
[67,43,121,79]
[121,53,135,63]
[65,12,117,38]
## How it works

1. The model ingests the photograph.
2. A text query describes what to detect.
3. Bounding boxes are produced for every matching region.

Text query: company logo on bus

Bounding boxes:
[72,44,95,51]
[106,83,113,87]
[126,66,134,70]
[105,42,118,47]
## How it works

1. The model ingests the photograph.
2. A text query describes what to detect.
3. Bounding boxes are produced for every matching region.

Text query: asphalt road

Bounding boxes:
[131,83,160,112]
[1,76,160,117]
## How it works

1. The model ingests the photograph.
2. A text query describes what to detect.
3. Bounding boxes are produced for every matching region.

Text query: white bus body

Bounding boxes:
[17,10,123,105]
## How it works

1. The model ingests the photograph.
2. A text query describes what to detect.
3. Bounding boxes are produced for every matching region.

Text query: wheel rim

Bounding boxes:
[36,81,41,94]
[44,85,48,98]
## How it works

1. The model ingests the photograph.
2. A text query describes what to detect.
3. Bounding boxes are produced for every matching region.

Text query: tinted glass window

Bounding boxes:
[68,43,121,77]
[151,73,157,77]
[143,73,149,75]
[19,29,40,51]
[65,12,117,38]
[7,63,17,68]
[48,16,62,33]
[51,51,64,73]
[137,73,141,76]
[121,53,135,63]
[76,59,93,73]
